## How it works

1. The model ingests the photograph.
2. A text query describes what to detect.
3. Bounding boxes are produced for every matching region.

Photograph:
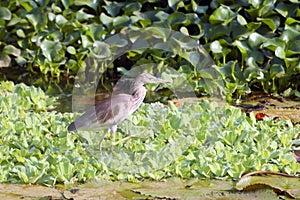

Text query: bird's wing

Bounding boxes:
[70,94,131,131]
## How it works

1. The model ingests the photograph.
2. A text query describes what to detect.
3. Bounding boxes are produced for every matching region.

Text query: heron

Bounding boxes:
[67,73,169,149]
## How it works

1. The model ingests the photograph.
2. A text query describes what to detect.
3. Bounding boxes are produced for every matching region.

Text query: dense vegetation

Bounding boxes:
[0,0,299,98]
[0,81,299,185]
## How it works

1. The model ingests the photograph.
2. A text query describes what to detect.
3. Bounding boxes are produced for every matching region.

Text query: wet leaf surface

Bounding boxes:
[236,175,300,199]
[0,179,283,200]
[0,184,61,200]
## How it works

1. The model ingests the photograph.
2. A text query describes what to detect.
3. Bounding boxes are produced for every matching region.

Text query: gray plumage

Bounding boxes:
[67,73,169,147]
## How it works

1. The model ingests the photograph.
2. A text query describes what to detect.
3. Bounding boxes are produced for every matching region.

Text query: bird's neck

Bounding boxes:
[131,81,142,93]
[132,85,147,99]
[128,86,147,115]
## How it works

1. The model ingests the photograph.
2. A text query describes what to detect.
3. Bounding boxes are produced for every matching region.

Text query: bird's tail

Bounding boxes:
[67,122,77,132]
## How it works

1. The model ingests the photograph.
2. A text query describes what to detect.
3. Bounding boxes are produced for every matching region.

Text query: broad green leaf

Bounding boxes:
[16,29,26,38]
[281,26,300,43]
[210,40,223,53]
[249,0,261,8]
[209,5,236,25]
[123,2,142,14]
[275,2,297,17]
[285,17,300,25]
[76,9,95,21]
[191,0,208,14]
[67,46,76,55]
[3,45,21,57]
[246,22,262,31]
[237,14,247,26]
[55,14,68,26]
[0,55,11,67]
[233,40,250,57]
[288,40,300,53]
[215,61,237,78]
[112,16,130,29]
[257,17,280,32]
[26,9,47,31]
[0,7,11,20]
[167,12,187,27]
[100,13,113,27]
[168,0,182,10]
[90,41,111,59]
[62,0,74,9]
[248,32,266,49]
[275,46,285,59]
[270,64,285,78]
[40,39,62,61]
[74,0,98,10]
[179,26,189,36]
[169,115,181,130]
[244,57,263,81]
[261,38,285,51]
[81,35,93,48]
[7,17,21,26]
[104,1,124,17]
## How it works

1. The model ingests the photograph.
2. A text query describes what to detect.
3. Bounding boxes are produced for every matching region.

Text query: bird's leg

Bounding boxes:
[98,129,109,150]
[110,125,117,144]
[110,125,131,146]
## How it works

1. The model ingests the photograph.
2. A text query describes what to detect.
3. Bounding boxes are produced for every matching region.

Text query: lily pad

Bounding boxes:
[236,175,300,199]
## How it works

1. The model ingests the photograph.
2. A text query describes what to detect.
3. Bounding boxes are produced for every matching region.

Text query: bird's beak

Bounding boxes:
[156,77,171,84]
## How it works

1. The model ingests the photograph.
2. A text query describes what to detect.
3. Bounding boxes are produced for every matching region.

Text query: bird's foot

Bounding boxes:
[111,136,131,146]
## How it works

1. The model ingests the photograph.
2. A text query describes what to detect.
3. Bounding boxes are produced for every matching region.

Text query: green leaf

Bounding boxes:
[275,46,285,59]
[275,2,297,17]
[16,29,26,38]
[100,13,113,27]
[244,57,263,81]
[40,39,62,61]
[0,7,11,20]
[288,40,300,53]
[55,14,68,26]
[123,2,142,14]
[270,64,285,78]
[209,5,237,25]
[237,14,247,26]
[210,40,223,53]
[169,115,181,130]
[0,55,11,67]
[3,45,21,57]
[233,40,250,58]
[26,8,48,31]
[62,0,74,9]
[112,16,130,29]
[281,26,300,43]
[167,12,187,27]
[104,1,124,17]
[248,32,266,49]
[168,0,183,10]
[74,0,98,10]
[191,0,208,14]
[90,41,111,59]
[261,38,285,51]
[67,46,76,55]
[76,9,95,21]
[257,17,280,32]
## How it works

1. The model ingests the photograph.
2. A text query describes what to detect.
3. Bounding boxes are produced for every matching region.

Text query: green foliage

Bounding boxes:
[0,81,100,185]
[0,0,299,97]
[1,81,299,185]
